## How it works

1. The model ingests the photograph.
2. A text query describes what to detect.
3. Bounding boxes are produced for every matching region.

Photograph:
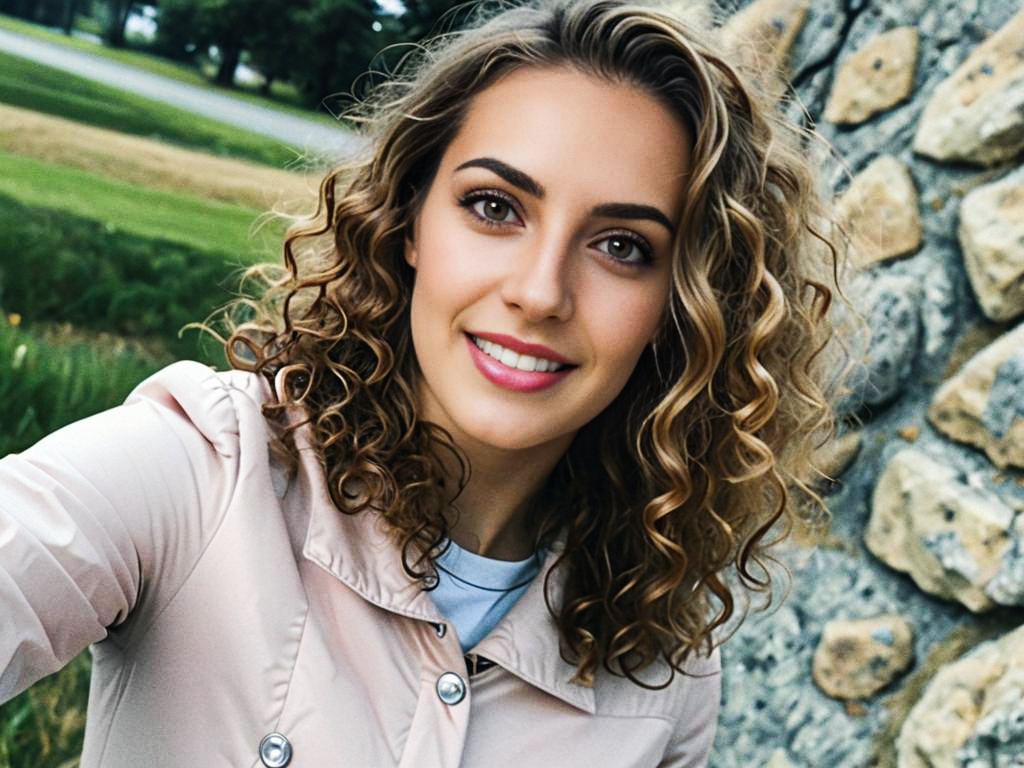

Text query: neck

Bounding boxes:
[441,435,570,562]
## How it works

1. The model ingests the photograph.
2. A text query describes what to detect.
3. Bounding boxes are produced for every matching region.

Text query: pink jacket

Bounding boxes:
[0,361,720,767]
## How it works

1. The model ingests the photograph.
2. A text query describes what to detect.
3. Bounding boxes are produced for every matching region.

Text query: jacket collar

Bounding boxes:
[280,390,595,713]
[472,543,596,713]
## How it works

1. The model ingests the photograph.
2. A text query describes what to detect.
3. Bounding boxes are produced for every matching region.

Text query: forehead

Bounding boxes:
[441,66,691,212]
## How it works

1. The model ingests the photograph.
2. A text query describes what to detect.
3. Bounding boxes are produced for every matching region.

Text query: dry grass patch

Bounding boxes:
[0,104,319,213]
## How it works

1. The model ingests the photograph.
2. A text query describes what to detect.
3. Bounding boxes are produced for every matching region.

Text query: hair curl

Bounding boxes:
[217,0,844,688]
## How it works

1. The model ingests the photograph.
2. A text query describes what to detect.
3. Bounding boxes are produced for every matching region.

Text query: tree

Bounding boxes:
[245,0,302,93]
[399,0,471,40]
[152,0,202,60]
[289,0,379,108]
[152,0,260,85]
[104,0,134,46]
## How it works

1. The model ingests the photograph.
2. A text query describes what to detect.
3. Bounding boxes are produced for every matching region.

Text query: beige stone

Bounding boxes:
[815,430,863,482]
[865,449,1015,612]
[929,324,1024,469]
[825,27,919,125]
[897,625,1024,768]
[836,155,922,267]
[913,8,1024,166]
[762,748,797,768]
[812,615,914,700]
[959,166,1024,322]
[720,0,808,99]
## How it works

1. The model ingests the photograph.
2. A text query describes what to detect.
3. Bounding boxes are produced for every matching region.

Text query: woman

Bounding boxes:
[0,0,838,765]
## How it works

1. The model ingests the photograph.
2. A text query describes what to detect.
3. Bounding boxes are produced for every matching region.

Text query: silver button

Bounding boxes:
[436,671,467,705]
[259,732,292,767]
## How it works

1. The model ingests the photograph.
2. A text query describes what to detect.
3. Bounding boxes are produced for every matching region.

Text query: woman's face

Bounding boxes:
[405,66,691,460]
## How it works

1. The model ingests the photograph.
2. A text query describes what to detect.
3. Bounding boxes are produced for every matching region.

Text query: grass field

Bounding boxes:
[0,50,298,167]
[0,12,329,120]
[0,104,317,209]
[0,151,284,256]
[0,192,254,359]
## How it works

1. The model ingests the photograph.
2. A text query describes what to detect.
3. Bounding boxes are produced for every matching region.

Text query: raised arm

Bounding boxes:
[0,361,254,703]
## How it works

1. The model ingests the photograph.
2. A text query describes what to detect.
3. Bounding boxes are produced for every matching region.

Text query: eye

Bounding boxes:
[594,232,653,266]
[460,190,522,226]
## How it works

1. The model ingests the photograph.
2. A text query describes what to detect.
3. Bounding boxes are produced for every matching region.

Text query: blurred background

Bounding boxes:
[1,0,1023,765]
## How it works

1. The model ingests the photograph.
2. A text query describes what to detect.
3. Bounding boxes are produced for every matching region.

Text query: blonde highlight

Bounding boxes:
[216,0,845,689]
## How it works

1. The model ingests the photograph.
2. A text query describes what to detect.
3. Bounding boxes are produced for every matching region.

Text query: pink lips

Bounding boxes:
[464,332,574,393]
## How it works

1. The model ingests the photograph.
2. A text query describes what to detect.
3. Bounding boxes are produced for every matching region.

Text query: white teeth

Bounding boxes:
[471,335,564,373]
[500,348,519,368]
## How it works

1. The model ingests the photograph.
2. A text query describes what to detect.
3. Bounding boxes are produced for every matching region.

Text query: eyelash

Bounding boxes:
[456,189,655,267]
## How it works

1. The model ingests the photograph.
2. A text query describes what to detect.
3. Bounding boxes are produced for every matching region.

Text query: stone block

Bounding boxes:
[959,166,1024,322]
[897,625,1024,768]
[814,430,863,482]
[836,155,921,268]
[721,0,809,99]
[913,8,1024,166]
[929,324,1024,469]
[865,449,1017,612]
[825,27,918,125]
[812,615,914,700]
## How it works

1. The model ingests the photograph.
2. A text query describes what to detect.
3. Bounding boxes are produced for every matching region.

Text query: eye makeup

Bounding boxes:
[457,188,523,228]
[456,186,657,268]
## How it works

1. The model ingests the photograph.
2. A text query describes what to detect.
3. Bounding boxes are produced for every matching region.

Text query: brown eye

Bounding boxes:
[478,198,514,222]
[606,237,633,259]
[595,233,651,265]
[460,190,522,226]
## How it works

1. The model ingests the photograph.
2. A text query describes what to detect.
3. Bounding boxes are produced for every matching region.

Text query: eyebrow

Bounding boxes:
[454,156,675,234]
[455,157,545,198]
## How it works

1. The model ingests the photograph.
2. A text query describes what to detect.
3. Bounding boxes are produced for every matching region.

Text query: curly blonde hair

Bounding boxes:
[220,0,841,688]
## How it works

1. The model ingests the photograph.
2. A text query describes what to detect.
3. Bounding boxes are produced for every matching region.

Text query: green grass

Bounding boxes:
[0,151,283,256]
[0,320,169,456]
[0,13,335,121]
[0,192,260,361]
[0,650,90,768]
[0,50,298,167]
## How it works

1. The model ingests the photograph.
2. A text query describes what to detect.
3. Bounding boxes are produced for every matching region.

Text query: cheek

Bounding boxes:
[591,284,668,369]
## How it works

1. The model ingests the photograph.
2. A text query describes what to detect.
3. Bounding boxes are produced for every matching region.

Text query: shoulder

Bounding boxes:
[593,645,721,718]
[124,360,274,456]
[592,646,720,766]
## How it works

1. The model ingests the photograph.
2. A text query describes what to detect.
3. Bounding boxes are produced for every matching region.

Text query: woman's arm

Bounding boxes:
[0,361,250,703]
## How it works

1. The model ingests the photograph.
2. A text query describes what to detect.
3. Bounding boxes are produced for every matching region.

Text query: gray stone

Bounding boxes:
[846,274,922,408]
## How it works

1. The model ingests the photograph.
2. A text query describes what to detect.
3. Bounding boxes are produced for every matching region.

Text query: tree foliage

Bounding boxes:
[149,0,458,105]
[2,0,468,107]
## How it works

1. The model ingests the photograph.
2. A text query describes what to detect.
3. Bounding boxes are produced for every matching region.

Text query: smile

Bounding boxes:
[464,333,575,393]
[469,335,568,372]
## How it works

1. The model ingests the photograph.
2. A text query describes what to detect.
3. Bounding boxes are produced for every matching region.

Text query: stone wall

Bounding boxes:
[706,1,1024,766]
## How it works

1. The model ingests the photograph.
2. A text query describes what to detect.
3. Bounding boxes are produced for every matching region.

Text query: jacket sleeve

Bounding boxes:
[0,361,256,704]
[658,647,722,768]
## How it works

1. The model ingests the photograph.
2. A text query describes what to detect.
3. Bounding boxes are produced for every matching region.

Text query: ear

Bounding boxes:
[404,233,418,269]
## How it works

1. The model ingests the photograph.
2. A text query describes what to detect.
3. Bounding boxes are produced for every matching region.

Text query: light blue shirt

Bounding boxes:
[430,540,542,652]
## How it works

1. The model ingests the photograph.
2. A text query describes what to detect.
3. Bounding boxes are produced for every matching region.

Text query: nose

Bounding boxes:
[499,234,575,323]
